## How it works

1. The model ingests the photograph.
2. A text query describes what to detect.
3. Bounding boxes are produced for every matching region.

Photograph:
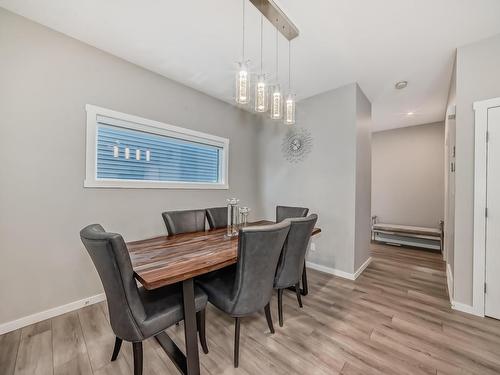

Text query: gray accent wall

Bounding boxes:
[257,83,372,275]
[354,86,372,271]
[453,33,500,305]
[372,122,445,228]
[0,9,263,325]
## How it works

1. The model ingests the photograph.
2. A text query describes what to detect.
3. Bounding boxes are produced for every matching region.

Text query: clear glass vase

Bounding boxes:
[226,198,240,237]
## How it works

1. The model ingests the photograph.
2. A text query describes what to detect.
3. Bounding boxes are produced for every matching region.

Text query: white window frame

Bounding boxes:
[84,104,229,189]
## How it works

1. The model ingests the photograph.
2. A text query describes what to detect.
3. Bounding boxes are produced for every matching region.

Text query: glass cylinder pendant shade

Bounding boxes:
[235,61,249,104]
[255,74,268,112]
[284,92,296,125]
[270,84,282,119]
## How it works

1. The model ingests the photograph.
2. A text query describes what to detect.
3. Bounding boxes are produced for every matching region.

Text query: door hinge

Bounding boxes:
[485,283,487,294]
[486,131,490,142]
[485,207,488,217]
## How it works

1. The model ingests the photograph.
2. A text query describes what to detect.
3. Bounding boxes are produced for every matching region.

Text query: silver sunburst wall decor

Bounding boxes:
[281,127,313,163]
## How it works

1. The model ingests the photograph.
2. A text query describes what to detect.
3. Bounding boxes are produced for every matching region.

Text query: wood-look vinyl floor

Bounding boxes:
[2,243,500,374]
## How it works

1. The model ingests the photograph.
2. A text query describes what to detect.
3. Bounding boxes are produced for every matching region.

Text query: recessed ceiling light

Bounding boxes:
[407,111,414,116]
[395,81,408,90]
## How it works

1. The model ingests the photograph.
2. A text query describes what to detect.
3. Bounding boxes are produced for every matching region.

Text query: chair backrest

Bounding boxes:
[162,209,206,235]
[274,214,318,289]
[229,221,291,316]
[206,207,227,229]
[80,224,145,342]
[276,205,309,222]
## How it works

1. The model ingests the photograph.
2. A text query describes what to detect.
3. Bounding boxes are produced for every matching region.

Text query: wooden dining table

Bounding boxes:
[127,220,321,375]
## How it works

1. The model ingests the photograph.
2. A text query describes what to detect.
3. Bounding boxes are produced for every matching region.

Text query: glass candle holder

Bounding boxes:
[239,207,250,226]
[226,198,240,237]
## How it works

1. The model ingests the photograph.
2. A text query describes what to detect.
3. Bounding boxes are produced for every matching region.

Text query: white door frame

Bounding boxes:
[473,97,500,317]
[443,104,456,263]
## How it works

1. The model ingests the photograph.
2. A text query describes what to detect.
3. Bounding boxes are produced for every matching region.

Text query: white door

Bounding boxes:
[485,105,500,319]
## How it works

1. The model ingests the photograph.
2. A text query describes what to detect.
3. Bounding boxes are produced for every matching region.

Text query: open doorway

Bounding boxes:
[371,122,445,253]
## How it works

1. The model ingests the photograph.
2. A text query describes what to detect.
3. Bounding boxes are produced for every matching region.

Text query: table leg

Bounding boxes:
[155,332,187,374]
[182,278,200,375]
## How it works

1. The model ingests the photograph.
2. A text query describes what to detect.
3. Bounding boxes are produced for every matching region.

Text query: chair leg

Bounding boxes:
[234,317,241,368]
[295,282,303,308]
[301,262,309,296]
[278,289,284,327]
[196,309,209,354]
[111,337,122,361]
[133,342,143,375]
[264,303,275,334]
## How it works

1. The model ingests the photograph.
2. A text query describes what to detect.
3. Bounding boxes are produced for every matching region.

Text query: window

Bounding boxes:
[85,105,229,189]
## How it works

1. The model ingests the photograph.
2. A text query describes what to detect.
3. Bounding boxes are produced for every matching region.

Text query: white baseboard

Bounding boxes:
[445,264,483,317]
[446,262,454,303]
[451,300,482,316]
[306,262,356,280]
[354,257,372,279]
[306,257,372,281]
[0,293,106,335]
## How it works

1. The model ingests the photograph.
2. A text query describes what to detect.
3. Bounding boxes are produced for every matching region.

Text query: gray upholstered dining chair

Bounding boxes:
[206,206,227,229]
[196,221,291,368]
[274,214,318,326]
[276,205,310,295]
[80,224,209,375]
[276,205,309,223]
[162,209,206,235]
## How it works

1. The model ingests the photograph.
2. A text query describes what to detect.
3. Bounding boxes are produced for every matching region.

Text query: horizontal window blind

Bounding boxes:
[96,123,221,183]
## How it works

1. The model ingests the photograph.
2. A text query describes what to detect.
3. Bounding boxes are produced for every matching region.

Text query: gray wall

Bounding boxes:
[257,83,372,274]
[372,122,445,228]
[0,9,263,325]
[453,33,500,305]
[354,86,372,270]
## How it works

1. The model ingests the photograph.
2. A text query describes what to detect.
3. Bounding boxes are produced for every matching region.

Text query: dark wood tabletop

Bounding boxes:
[127,220,321,290]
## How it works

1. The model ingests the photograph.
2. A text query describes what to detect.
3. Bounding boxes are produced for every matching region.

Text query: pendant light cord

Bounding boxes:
[242,0,245,60]
[288,41,291,90]
[260,15,263,74]
[275,27,279,81]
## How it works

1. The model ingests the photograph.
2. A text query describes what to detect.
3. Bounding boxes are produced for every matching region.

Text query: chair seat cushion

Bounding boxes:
[138,283,207,338]
[274,276,300,290]
[196,266,237,315]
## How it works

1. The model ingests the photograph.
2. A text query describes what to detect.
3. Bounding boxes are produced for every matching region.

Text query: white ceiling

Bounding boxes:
[2,0,500,131]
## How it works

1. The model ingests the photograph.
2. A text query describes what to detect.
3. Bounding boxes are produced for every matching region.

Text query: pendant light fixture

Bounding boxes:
[270,27,282,120]
[235,0,250,105]
[284,40,296,125]
[255,14,268,112]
